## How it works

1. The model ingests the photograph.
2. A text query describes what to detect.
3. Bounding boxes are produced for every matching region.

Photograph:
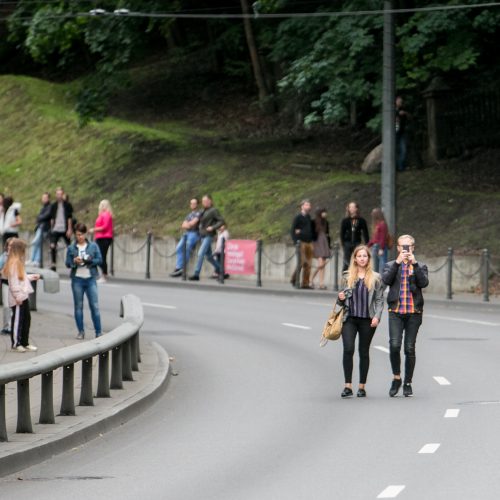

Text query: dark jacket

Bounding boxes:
[340,217,369,247]
[199,207,224,237]
[291,213,316,244]
[36,202,52,233]
[65,240,102,279]
[382,260,429,312]
[50,200,74,232]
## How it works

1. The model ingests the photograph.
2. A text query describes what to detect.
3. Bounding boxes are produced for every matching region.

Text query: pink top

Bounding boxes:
[94,210,114,239]
[368,221,388,250]
[7,269,35,307]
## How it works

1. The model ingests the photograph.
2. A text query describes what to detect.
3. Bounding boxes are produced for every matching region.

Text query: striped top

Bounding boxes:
[392,262,415,314]
[349,278,370,318]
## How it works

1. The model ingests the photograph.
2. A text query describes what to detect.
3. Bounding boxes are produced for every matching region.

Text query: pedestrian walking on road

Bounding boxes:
[188,195,224,281]
[66,223,103,340]
[2,238,40,352]
[2,196,22,245]
[337,245,384,398]
[50,187,74,271]
[382,234,429,398]
[290,199,316,289]
[368,208,389,273]
[340,201,369,272]
[170,198,201,277]
[310,208,330,290]
[90,199,114,283]
[29,192,52,267]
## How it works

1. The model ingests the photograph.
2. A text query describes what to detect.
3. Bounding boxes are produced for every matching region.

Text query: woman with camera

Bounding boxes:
[66,223,103,340]
[337,245,384,398]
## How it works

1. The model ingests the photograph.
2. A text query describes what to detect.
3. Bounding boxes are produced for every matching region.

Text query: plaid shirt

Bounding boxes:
[391,262,415,314]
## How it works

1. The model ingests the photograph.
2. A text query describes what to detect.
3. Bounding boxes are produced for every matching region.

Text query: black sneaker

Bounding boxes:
[170,269,182,278]
[403,383,413,397]
[389,379,402,397]
[357,388,367,398]
[341,387,353,398]
[188,275,200,281]
[1,328,11,335]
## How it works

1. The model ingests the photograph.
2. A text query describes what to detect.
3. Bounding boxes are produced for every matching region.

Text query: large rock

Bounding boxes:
[361,144,382,173]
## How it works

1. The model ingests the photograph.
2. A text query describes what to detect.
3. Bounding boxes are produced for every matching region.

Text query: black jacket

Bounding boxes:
[382,260,429,311]
[36,202,52,232]
[50,201,74,232]
[199,207,224,237]
[340,217,369,247]
[291,213,316,243]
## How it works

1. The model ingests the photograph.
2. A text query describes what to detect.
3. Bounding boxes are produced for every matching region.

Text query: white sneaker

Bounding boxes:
[25,344,38,352]
[12,345,26,353]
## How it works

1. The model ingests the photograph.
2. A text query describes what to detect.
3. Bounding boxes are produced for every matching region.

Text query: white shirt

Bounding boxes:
[75,243,91,279]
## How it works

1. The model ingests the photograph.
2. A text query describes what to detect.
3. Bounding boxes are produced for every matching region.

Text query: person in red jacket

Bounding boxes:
[368,208,389,273]
[90,200,114,283]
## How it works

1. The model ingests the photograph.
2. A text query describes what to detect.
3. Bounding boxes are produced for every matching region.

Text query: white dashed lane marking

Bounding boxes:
[444,409,460,418]
[426,314,500,327]
[433,376,451,386]
[377,485,406,498]
[281,323,311,330]
[373,345,390,353]
[142,303,177,310]
[418,443,441,454]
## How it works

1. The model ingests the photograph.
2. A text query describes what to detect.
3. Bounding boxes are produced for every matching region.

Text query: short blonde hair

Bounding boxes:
[98,199,113,215]
[398,234,415,246]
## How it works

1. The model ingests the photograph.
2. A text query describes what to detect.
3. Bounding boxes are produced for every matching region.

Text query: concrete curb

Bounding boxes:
[0,341,170,478]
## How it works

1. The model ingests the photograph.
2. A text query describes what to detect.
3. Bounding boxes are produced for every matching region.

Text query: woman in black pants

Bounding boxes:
[337,245,384,398]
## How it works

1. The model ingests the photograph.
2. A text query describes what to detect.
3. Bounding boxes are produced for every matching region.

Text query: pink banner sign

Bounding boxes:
[224,240,257,275]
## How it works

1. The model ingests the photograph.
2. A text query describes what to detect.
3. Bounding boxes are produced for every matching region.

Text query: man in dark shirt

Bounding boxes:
[290,199,315,289]
[170,198,201,277]
[49,187,74,271]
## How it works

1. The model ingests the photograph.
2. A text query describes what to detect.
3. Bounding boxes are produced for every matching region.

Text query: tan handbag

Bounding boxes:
[320,304,344,347]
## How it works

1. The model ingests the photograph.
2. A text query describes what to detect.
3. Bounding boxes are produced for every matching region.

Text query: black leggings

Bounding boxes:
[341,317,376,384]
[96,238,113,276]
[11,299,31,348]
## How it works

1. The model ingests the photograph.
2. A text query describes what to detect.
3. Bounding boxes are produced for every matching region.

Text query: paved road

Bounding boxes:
[2,280,500,499]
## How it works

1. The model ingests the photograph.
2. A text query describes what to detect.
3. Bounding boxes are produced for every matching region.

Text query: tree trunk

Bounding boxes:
[240,0,269,103]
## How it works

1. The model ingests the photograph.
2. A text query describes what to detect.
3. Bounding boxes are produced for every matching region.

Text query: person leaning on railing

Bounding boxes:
[66,223,103,340]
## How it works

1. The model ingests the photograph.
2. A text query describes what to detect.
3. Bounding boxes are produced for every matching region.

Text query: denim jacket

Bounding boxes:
[66,240,102,279]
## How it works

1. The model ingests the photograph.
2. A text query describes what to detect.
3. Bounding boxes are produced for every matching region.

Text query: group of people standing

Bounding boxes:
[290,199,391,289]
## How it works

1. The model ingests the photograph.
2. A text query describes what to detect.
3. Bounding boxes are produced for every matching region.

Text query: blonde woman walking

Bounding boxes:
[337,245,384,398]
[90,200,114,283]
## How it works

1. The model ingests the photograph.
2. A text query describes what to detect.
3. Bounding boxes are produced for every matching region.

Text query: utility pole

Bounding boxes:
[381,0,396,248]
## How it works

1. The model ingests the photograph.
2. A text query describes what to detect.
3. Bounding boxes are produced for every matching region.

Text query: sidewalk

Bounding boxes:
[106,271,500,309]
[0,308,170,478]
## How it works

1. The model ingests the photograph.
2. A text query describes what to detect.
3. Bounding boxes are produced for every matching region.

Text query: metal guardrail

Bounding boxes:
[0,294,143,442]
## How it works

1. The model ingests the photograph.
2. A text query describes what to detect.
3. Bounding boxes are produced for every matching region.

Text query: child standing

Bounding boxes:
[2,238,40,352]
[212,224,230,279]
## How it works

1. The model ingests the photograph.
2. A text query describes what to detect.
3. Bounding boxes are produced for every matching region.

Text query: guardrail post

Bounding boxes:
[17,379,33,433]
[79,358,94,406]
[60,364,75,416]
[96,352,110,398]
[446,247,453,300]
[28,280,37,312]
[294,241,301,289]
[218,238,226,285]
[182,236,188,281]
[39,371,55,424]
[483,248,490,302]
[256,240,263,288]
[145,232,152,280]
[122,340,134,382]
[332,243,339,291]
[0,384,7,442]
[110,239,115,277]
[111,345,123,389]
[131,333,139,371]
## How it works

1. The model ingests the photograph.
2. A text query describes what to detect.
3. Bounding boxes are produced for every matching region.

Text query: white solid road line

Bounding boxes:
[142,303,177,310]
[426,313,500,327]
[433,376,451,386]
[281,323,312,330]
[377,485,406,498]
[444,409,460,418]
[373,345,390,353]
[418,443,441,454]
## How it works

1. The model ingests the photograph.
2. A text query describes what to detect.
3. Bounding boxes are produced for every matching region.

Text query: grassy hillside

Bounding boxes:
[0,74,499,256]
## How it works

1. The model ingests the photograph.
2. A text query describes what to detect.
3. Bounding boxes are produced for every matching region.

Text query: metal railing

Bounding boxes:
[0,294,143,442]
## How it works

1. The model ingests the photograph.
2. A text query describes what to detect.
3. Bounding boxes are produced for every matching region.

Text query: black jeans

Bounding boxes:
[96,238,113,276]
[388,312,423,383]
[50,231,70,266]
[341,317,376,384]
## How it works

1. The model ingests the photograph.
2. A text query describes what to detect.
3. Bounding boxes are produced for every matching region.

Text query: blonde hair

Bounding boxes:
[398,234,415,245]
[345,245,378,290]
[2,238,26,281]
[98,199,113,216]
